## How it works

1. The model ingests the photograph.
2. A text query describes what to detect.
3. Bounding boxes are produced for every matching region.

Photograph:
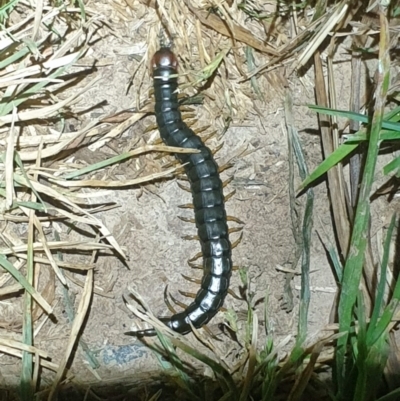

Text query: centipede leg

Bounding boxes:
[218,162,235,173]
[224,189,236,202]
[178,216,196,223]
[229,227,243,235]
[177,181,191,192]
[228,289,243,300]
[182,234,199,240]
[164,285,178,314]
[188,260,203,269]
[211,142,224,155]
[170,294,189,310]
[231,232,243,249]
[178,203,194,209]
[222,176,234,187]
[179,290,196,298]
[227,215,245,224]
[181,274,201,284]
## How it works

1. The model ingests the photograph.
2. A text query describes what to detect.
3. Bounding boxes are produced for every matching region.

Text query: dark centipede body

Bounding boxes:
[144,47,232,335]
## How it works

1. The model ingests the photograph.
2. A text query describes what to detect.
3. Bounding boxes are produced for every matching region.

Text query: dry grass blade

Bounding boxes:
[0,338,49,359]
[90,113,147,150]
[0,255,53,315]
[313,51,350,259]
[16,120,99,162]
[0,241,115,255]
[125,287,184,339]
[295,2,350,69]
[47,268,93,400]
[53,166,184,188]
[0,345,69,376]
[0,75,101,127]
[13,174,126,258]
[5,109,17,208]
[183,1,279,56]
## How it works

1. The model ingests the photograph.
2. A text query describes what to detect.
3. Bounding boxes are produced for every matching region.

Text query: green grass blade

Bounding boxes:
[11,201,47,211]
[0,0,20,23]
[168,336,239,399]
[308,105,400,132]
[353,291,367,401]
[245,46,264,101]
[361,335,390,401]
[335,12,390,396]
[0,255,52,314]
[383,156,400,175]
[376,387,400,401]
[13,152,46,207]
[299,142,358,190]
[344,129,400,142]
[367,277,400,347]
[285,90,313,347]
[0,37,46,70]
[327,241,343,283]
[0,49,85,117]
[75,0,86,20]
[368,214,396,331]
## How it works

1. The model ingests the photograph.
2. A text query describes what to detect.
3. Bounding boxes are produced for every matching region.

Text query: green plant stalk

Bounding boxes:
[285,90,313,347]
[353,291,367,400]
[335,11,390,397]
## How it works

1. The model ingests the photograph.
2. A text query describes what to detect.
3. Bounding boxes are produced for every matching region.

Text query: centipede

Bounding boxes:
[132,47,232,336]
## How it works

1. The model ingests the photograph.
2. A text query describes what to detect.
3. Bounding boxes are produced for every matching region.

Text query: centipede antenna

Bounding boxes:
[181,273,201,284]
[222,176,234,187]
[231,232,243,248]
[178,203,194,209]
[158,30,172,49]
[227,215,245,224]
[179,290,196,298]
[182,234,199,241]
[224,189,236,202]
[125,327,157,337]
[164,285,178,314]
[177,181,191,192]
[178,216,196,223]
[228,226,243,234]
[228,289,243,300]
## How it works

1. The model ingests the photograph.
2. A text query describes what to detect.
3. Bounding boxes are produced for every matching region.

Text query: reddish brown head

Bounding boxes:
[151,47,178,73]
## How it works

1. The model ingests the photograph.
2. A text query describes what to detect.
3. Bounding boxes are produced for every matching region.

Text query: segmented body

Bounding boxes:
[150,47,232,335]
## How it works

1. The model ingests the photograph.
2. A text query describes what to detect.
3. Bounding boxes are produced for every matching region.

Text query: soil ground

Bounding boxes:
[1,1,397,398]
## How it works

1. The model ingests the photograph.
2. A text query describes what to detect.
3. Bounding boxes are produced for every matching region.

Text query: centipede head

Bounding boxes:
[151,47,179,74]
